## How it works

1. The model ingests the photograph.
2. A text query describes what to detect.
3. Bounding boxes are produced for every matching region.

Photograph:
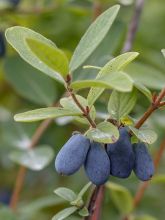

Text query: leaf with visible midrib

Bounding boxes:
[14,107,82,122]
[71,71,133,92]
[26,38,69,77]
[5,26,67,84]
[69,5,120,72]
[87,52,139,106]
[108,89,137,121]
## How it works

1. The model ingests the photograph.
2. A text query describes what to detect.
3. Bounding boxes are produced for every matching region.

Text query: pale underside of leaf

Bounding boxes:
[14,107,82,122]
[9,146,54,171]
[5,26,66,84]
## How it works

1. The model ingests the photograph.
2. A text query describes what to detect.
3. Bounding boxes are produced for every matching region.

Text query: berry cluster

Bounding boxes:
[55,127,154,185]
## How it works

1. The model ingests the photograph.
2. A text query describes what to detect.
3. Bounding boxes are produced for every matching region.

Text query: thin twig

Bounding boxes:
[66,75,97,128]
[122,0,145,53]
[135,88,165,129]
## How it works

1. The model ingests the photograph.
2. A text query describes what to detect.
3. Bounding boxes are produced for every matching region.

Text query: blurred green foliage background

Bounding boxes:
[0,0,165,219]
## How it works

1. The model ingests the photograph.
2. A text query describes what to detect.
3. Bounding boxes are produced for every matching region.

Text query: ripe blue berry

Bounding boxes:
[55,134,90,175]
[133,142,154,181]
[0,32,6,58]
[107,127,134,178]
[84,142,110,185]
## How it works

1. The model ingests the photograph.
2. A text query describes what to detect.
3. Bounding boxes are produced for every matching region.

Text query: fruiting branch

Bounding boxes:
[66,75,97,128]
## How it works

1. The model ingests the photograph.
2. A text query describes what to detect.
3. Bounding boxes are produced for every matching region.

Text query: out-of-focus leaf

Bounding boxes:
[5,26,66,84]
[87,52,138,106]
[69,5,120,72]
[9,146,54,171]
[0,207,17,220]
[78,207,89,217]
[129,126,157,144]
[86,121,119,143]
[134,81,152,101]
[71,71,133,92]
[106,182,133,214]
[4,56,56,106]
[14,107,82,122]
[54,187,77,202]
[26,38,69,77]
[52,207,78,220]
[126,62,165,90]
[19,196,64,214]
[151,174,165,184]
[134,215,157,220]
[108,89,137,121]
[162,49,165,57]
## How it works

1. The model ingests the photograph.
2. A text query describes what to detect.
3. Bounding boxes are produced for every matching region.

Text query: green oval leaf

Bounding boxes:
[26,38,69,77]
[78,207,89,217]
[106,182,133,214]
[54,187,77,202]
[71,71,133,92]
[69,5,120,72]
[9,146,54,171]
[108,89,137,121]
[14,107,82,122]
[4,56,57,106]
[5,26,68,84]
[86,121,119,144]
[52,207,78,220]
[129,126,158,144]
[87,52,139,106]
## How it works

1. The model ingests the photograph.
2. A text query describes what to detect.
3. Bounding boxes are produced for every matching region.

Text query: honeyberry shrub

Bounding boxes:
[0,0,165,220]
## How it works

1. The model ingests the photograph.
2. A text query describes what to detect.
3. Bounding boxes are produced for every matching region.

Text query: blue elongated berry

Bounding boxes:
[84,142,110,185]
[55,134,90,175]
[133,142,154,181]
[107,127,134,178]
[0,32,6,58]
